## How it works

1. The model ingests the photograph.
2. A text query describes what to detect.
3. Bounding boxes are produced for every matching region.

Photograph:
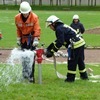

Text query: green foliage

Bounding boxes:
[0,10,100,48]
[1,5,100,11]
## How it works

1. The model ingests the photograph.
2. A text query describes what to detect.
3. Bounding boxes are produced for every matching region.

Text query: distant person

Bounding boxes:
[70,14,85,37]
[0,32,2,55]
[15,1,41,83]
[45,15,88,82]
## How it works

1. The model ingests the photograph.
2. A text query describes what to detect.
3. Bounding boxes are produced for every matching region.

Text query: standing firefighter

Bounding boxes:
[45,15,88,82]
[15,1,41,83]
[70,14,85,37]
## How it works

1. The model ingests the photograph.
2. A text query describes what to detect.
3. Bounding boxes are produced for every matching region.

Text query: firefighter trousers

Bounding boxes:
[66,45,88,82]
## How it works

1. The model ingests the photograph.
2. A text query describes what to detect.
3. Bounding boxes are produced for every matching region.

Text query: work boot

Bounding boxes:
[80,72,89,80]
[29,77,35,83]
[65,73,75,82]
[64,78,74,83]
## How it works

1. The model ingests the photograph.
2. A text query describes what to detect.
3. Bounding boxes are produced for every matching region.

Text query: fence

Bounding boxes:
[0,0,100,6]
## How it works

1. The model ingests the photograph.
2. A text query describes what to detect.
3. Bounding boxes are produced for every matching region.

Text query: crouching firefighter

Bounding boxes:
[45,15,88,82]
[15,1,41,83]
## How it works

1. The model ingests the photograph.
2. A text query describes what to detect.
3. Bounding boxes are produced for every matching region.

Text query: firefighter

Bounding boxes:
[70,14,85,37]
[15,1,41,83]
[45,15,88,82]
[0,32,2,55]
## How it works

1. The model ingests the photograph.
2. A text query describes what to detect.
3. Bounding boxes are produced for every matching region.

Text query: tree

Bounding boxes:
[15,0,17,5]
[39,0,42,6]
[88,0,90,6]
[67,0,70,6]
[75,0,77,6]
[56,0,61,6]
[32,0,35,5]
[94,0,96,6]
[50,0,53,6]
[79,0,82,6]
[71,0,73,6]
[21,0,23,3]
[3,0,5,5]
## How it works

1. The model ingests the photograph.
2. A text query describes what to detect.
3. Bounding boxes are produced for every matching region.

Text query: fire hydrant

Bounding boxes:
[36,49,44,84]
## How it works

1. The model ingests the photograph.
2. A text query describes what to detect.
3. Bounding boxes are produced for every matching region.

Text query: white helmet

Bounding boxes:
[73,14,79,20]
[46,15,59,27]
[19,1,31,14]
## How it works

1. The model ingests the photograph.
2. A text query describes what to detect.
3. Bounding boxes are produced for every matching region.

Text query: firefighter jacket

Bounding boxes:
[15,12,41,43]
[47,22,85,54]
[70,21,85,34]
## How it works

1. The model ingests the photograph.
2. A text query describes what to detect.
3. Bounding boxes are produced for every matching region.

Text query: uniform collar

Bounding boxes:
[20,12,32,23]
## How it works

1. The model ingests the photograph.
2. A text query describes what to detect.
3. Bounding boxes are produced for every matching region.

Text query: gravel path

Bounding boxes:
[0,49,100,63]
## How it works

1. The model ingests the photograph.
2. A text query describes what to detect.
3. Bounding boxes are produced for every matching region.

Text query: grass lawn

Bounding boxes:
[0,63,100,100]
[0,10,100,100]
[0,10,100,48]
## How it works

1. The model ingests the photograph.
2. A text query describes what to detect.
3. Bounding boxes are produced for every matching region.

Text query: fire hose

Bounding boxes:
[35,49,100,83]
[53,55,66,79]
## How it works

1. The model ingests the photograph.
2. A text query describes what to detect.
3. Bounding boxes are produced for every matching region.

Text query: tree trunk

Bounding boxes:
[94,0,96,6]
[21,0,23,3]
[32,0,35,5]
[3,0,5,5]
[67,0,70,6]
[56,0,58,6]
[56,0,61,6]
[15,0,17,5]
[59,0,61,6]
[50,0,53,6]
[70,0,72,6]
[75,0,77,6]
[88,0,90,6]
[79,0,81,6]
[39,0,42,6]
[91,0,93,6]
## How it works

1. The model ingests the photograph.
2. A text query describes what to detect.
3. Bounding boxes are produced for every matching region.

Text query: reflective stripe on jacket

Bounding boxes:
[73,38,85,49]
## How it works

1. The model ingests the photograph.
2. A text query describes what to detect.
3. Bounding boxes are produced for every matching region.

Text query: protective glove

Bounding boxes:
[17,37,21,46]
[33,37,39,47]
[45,49,53,58]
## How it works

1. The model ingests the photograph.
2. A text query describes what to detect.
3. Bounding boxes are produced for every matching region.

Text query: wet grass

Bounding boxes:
[0,63,100,100]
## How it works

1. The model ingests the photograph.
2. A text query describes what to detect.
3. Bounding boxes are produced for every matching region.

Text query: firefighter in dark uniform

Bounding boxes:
[45,15,88,82]
[70,14,85,37]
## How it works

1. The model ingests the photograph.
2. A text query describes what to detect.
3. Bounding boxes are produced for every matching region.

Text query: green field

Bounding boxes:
[0,10,100,48]
[0,63,100,100]
[0,10,100,100]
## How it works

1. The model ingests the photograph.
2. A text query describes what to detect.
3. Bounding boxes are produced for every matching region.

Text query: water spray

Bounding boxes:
[0,48,35,87]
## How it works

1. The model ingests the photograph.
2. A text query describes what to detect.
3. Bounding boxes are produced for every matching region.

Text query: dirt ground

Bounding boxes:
[0,49,100,64]
[85,27,100,34]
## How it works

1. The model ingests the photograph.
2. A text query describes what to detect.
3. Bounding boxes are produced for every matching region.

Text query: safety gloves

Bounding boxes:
[45,42,59,58]
[33,37,39,47]
[44,49,54,58]
[17,37,21,46]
